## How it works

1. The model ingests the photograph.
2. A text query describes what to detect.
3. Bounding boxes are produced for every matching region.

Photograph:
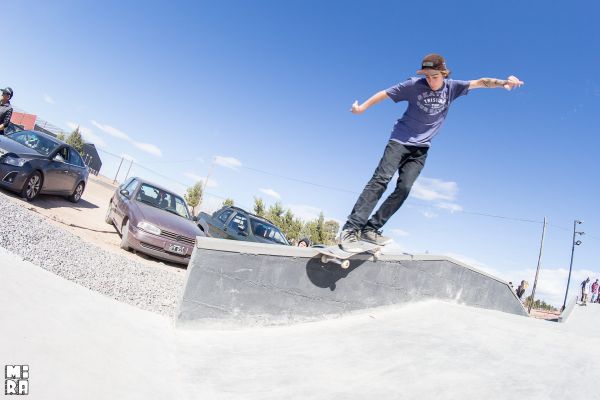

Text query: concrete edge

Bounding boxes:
[558,296,578,323]
[192,237,523,297]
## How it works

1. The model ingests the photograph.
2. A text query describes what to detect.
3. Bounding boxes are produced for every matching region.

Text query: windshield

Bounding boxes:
[135,183,191,220]
[9,131,60,156]
[250,218,289,245]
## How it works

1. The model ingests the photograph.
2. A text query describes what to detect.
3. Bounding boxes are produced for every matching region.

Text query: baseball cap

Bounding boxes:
[416,54,448,75]
[1,87,13,97]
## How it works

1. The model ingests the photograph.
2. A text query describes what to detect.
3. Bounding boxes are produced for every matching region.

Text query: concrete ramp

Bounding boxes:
[176,238,528,325]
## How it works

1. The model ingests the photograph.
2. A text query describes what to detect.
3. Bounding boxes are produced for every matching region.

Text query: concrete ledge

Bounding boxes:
[176,238,528,326]
[558,296,578,323]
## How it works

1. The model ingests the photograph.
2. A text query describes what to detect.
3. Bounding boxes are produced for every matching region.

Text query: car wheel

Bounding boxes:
[104,202,114,225]
[120,220,131,251]
[68,182,85,203]
[21,171,42,202]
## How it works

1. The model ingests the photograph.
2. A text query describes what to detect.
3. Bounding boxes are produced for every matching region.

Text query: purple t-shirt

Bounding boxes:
[385,77,470,147]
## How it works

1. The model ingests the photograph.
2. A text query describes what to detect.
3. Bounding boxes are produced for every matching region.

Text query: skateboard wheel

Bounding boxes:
[341,260,350,269]
[321,255,328,264]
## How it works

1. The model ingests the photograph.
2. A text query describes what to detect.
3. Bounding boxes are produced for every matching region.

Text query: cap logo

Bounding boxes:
[422,61,434,67]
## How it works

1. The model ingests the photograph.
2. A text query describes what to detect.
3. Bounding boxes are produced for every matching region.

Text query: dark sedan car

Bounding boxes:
[0,130,89,202]
[198,206,290,245]
[105,177,205,265]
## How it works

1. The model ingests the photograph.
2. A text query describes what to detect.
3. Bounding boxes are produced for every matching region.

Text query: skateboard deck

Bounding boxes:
[317,241,382,269]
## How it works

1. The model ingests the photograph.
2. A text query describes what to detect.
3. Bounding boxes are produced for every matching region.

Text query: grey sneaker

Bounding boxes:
[339,229,363,253]
[361,229,392,246]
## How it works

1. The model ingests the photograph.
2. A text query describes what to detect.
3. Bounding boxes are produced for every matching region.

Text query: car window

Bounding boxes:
[228,213,248,233]
[135,183,190,219]
[56,147,70,162]
[123,179,138,195]
[9,131,60,156]
[250,218,288,245]
[68,149,85,168]
[218,209,234,224]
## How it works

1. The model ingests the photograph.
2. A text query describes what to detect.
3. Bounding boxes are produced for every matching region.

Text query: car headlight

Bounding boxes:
[137,221,161,235]
[2,156,27,167]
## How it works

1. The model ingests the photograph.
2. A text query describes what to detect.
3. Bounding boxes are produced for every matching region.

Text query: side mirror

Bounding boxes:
[120,189,130,197]
[192,215,198,222]
[53,154,65,163]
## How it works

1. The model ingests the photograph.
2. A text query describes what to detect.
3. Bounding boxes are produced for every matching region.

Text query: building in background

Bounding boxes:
[82,143,102,176]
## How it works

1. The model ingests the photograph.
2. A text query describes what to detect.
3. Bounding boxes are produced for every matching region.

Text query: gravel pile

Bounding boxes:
[0,193,185,317]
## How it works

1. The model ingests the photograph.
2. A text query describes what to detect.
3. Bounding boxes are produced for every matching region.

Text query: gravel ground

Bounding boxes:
[0,192,185,317]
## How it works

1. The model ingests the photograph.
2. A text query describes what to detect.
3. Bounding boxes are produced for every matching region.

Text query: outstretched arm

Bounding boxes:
[469,75,524,90]
[350,90,389,114]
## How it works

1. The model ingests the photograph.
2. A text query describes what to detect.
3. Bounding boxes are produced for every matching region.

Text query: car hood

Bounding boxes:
[0,136,45,159]
[132,201,203,238]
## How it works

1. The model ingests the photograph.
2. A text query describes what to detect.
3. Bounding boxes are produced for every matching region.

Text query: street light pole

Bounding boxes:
[562,219,584,311]
[528,217,547,314]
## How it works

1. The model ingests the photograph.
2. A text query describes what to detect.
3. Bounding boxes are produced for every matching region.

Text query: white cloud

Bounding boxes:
[436,202,463,213]
[91,120,130,140]
[44,94,55,105]
[65,121,106,148]
[132,141,162,157]
[286,204,323,222]
[184,172,218,188]
[420,211,438,219]
[411,177,458,202]
[390,228,410,237]
[91,120,162,157]
[259,188,281,199]
[381,239,411,255]
[214,156,242,170]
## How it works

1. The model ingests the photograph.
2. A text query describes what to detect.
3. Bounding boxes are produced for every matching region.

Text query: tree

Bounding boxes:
[66,126,85,154]
[56,132,65,141]
[323,220,340,244]
[253,197,266,217]
[266,201,285,228]
[222,198,235,207]
[184,182,203,216]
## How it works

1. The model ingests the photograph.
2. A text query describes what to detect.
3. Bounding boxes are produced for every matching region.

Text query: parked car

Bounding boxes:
[198,206,290,245]
[105,177,205,265]
[0,130,88,202]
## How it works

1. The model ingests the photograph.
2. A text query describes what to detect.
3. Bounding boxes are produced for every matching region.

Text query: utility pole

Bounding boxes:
[528,217,547,314]
[562,220,584,311]
[198,157,216,209]
[113,157,124,184]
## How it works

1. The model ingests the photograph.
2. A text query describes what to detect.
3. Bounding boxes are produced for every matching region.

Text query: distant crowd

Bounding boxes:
[580,277,600,305]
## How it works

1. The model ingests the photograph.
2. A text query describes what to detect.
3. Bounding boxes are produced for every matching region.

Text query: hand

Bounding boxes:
[350,100,364,114]
[503,75,524,91]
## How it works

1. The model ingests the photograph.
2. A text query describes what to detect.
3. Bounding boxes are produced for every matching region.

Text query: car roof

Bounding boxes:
[224,206,278,226]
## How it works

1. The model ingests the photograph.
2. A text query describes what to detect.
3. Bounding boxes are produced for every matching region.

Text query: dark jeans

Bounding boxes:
[344,140,428,232]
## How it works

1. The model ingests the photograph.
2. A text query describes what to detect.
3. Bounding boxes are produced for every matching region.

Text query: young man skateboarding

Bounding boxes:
[340,54,524,252]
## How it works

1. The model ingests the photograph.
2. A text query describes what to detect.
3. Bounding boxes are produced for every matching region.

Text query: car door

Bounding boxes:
[43,147,72,193]
[114,178,138,230]
[67,148,87,193]
[209,209,234,239]
[226,213,249,241]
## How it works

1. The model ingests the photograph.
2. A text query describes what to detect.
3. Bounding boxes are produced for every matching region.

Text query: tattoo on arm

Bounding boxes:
[480,78,508,88]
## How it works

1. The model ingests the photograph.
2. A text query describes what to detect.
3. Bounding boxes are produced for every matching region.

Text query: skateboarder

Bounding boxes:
[340,54,524,252]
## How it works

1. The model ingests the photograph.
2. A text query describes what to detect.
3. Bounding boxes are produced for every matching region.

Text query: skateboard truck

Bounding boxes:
[320,254,351,269]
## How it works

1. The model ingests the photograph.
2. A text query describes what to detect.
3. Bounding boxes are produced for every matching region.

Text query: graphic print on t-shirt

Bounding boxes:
[417,90,448,116]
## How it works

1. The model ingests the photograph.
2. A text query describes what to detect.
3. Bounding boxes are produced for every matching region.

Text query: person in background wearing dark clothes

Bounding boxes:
[0,87,14,135]
[516,280,528,301]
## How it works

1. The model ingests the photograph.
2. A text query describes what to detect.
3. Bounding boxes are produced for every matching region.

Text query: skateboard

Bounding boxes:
[317,241,382,269]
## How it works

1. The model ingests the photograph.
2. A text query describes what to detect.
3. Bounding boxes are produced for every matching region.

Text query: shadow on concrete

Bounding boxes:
[305,256,370,291]
[0,188,99,210]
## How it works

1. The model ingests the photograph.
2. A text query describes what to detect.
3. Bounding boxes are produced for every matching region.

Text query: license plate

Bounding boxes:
[167,243,187,255]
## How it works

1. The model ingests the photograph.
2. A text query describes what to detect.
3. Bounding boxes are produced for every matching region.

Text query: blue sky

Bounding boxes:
[4,0,600,306]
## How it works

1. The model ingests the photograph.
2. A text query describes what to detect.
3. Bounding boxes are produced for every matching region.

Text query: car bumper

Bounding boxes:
[127,225,194,265]
[0,164,29,193]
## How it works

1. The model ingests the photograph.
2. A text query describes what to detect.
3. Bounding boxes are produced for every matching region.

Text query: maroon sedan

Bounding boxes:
[105,177,204,265]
